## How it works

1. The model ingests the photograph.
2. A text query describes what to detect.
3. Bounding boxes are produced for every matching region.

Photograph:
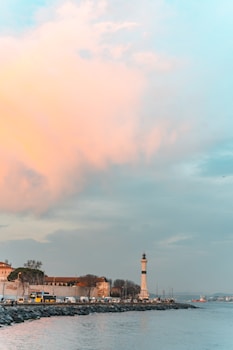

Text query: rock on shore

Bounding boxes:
[0,302,196,327]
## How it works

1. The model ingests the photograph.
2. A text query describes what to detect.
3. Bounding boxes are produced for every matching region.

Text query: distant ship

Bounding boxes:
[192,296,207,303]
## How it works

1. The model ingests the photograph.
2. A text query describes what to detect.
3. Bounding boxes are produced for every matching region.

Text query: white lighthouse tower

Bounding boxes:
[139,253,149,300]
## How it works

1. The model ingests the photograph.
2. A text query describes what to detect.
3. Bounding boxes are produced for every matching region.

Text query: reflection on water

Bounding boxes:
[1,304,233,350]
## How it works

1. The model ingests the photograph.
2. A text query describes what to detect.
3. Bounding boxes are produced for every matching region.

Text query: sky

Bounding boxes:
[0,0,233,295]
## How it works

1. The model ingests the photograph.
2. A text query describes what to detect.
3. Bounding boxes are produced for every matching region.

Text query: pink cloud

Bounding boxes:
[133,52,177,71]
[0,1,187,214]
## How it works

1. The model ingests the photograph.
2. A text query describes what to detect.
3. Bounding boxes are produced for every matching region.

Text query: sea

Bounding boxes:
[0,300,233,350]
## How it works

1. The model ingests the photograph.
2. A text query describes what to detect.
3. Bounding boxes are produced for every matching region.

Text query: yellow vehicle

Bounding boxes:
[30,292,56,303]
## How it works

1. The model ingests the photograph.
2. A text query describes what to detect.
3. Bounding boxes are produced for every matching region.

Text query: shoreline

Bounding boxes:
[0,302,197,327]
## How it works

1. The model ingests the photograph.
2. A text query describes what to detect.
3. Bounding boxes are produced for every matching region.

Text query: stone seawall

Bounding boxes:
[0,302,196,327]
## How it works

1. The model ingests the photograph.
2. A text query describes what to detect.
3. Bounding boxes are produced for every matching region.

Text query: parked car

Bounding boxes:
[64,297,76,303]
[80,296,89,303]
[17,297,26,304]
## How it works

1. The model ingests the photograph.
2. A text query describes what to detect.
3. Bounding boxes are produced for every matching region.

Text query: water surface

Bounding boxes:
[0,302,233,349]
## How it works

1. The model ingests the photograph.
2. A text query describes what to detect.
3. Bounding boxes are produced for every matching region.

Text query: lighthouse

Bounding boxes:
[139,253,149,300]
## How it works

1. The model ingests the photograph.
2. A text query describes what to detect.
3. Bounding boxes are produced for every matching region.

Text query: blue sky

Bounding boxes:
[0,0,233,295]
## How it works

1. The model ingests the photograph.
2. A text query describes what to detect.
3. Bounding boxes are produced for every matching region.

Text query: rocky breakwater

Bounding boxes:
[0,302,197,327]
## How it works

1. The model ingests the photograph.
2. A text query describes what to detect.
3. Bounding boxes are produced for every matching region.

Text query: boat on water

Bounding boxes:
[192,296,207,303]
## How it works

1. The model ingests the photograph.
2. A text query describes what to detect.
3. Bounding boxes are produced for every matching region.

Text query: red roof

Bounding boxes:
[0,262,13,269]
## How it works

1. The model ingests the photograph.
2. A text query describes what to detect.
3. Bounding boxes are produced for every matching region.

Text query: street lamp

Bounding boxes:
[16,272,22,301]
[1,282,5,302]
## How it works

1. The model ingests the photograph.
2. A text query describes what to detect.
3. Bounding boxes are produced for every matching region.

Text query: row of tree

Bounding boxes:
[7,261,140,299]
[111,279,140,298]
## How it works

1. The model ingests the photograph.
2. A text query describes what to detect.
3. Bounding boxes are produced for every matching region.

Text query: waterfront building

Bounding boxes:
[138,253,149,300]
[95,278,110,298]
[0,261,14,281]
[0,272,110,299]
[44,276,110,298]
